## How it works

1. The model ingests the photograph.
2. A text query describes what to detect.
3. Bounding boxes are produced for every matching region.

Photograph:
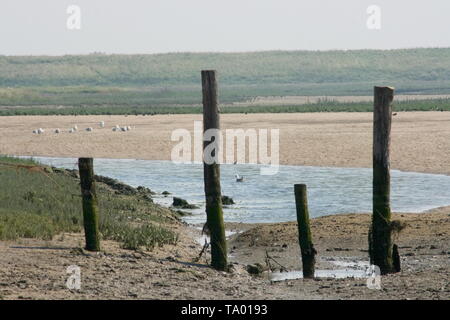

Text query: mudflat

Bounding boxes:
[0,111,449,300]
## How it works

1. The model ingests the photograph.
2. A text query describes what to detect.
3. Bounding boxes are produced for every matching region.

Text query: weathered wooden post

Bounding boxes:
[78,157,101,251]
[201,70,228,271]
[294,184,316,278]
[370,86,395,274]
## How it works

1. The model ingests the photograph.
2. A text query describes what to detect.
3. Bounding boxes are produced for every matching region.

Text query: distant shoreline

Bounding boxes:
[0,97,449,116]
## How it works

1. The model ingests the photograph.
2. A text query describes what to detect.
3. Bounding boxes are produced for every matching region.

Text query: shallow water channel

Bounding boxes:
[31,157,450,224]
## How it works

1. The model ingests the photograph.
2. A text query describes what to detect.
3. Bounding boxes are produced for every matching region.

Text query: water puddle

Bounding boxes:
[268,269,368,281]
[268,259,372,281]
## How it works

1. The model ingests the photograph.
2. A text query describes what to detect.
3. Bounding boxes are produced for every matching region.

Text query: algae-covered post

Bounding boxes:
[201,70,228,271]
[78,157,101,252]
[371,86,396,274]
[294,184,316,279]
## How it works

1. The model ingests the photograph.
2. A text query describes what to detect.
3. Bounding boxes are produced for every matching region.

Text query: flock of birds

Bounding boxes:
[32,121,132,134]
[31,120,245,181]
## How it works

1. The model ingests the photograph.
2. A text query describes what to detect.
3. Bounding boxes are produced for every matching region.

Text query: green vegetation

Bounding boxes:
[1,48,450,114]
[0,156,179,250]
[3,49,450,90]
[0,98,448,116]
[101,222,179,251]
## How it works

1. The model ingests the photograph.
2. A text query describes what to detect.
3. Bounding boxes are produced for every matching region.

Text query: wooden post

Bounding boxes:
[294,184,316,279]
[201,70,227,271]
[78,158,101,251]
[371,86,395,274]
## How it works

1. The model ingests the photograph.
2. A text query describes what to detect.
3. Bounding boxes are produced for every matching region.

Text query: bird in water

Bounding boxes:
[233,160,244,182]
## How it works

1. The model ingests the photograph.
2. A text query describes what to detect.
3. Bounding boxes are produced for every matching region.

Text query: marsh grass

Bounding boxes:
[0,98,448,116]
[101,220,179,250]
[2,48,450,114]
[0,156,178,250]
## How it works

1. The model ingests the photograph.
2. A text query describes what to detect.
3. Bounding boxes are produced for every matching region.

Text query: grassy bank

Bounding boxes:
[0,156,179,250]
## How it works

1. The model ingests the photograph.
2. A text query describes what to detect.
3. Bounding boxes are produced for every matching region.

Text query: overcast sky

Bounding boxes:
[1,0,449,55]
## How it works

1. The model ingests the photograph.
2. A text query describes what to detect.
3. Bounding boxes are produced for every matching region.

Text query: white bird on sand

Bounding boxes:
[99,121,105,128]
[69,128,75,133]
[73,125,78,131]
[37,128,44,134]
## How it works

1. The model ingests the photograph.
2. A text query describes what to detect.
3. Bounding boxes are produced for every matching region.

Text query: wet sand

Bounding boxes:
[1,206,448,300]
[226,206,450,300]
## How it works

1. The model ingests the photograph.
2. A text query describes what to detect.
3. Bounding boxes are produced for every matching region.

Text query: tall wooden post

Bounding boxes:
[371,86,395,274]
[201,70,227,271]
[294,184,316,279]
[78,157,101,251]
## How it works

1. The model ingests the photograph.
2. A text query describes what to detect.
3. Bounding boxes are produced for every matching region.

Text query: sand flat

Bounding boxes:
[0,113,449,300]
[0,111,449,175]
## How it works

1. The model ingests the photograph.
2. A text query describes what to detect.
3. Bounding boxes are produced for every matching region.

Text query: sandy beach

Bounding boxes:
[0,111,449,300]
[1,111,449,175]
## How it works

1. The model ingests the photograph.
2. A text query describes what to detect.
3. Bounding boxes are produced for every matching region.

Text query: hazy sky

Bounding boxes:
[1,0,449,55]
